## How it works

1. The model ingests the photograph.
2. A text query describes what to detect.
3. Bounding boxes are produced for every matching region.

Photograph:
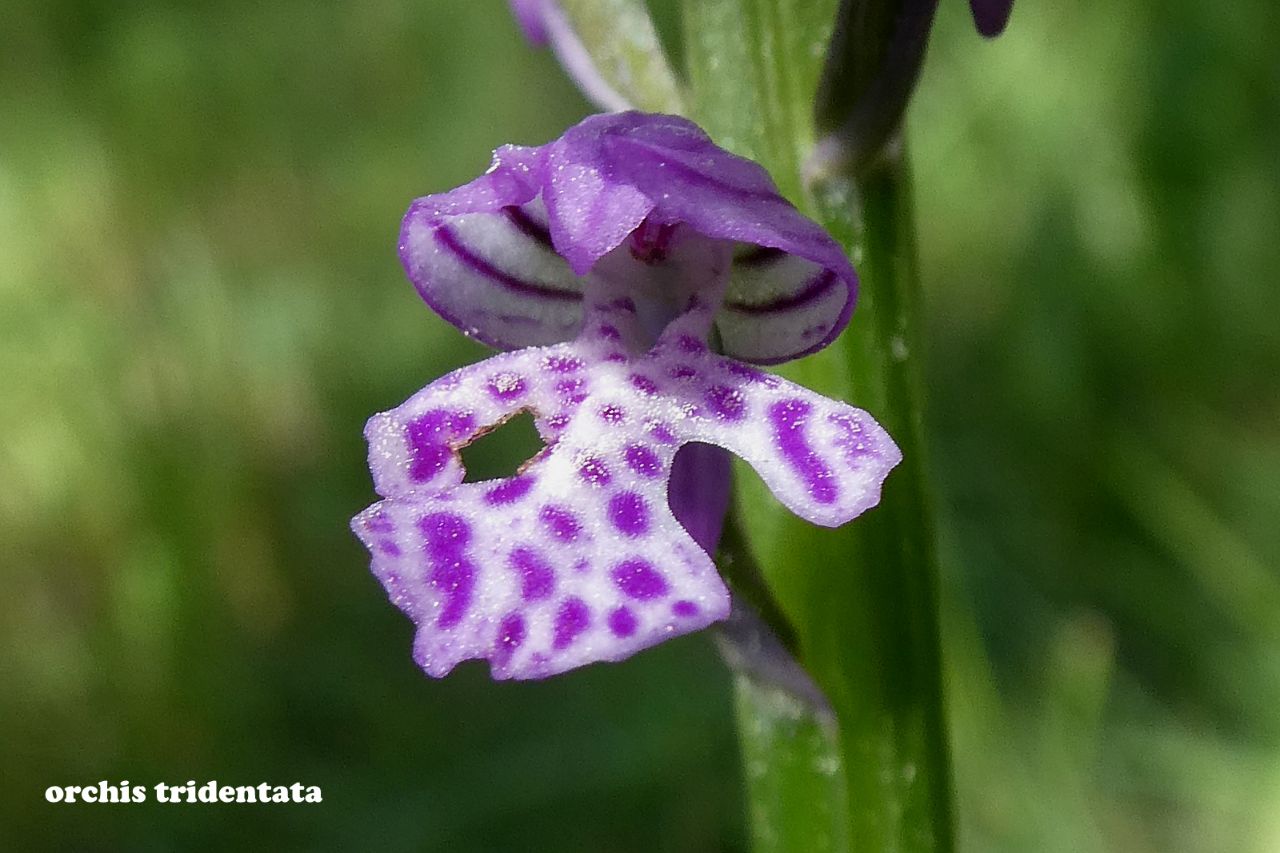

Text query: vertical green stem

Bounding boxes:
[683,2,953,851]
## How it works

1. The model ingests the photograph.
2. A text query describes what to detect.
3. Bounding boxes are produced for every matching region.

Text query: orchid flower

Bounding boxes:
[351,112,900,680]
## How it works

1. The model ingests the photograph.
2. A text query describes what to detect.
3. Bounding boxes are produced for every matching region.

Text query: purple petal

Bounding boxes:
[968,0,1014,38]
[398,112,858,364]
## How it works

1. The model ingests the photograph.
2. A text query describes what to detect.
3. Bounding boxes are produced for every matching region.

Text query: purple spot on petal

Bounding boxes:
[553,597,591,649]
[365,510,394,534]
[556,377,586,400]
[579,457,612,486]
[629,373,659,395]
[608,492,650,536]
[677,334,706,353]
[540,505,583,541]
[770,399,838,504]
[668,364,697,380]
[725,361,779,387]
[419,513,475,629]
[599,404,626,424]
[706,385,746,421]
[624,445,661,478]
[406,410,456,483]
[378,540,401,557]
[597,324,622,341]
[494,612,525,665]
[650,423,677,444]
[546,412,571,431]
[487,371,527,401]
[547,354,583,373]
[603,352,628,363]
[611,559,668,600]
[830,412,872,463]
[673,600,699,618]
[419,512,471,551]
[509,546,555,601]
[485,474,535,505]
[608,607,638,637]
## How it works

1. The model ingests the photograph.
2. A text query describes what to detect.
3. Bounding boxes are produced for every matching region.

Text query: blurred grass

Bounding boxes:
[1,0,1277,850]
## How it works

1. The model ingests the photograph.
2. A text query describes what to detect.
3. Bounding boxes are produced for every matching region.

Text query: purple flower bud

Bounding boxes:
[354,112,900,679]
[968,0,1015,38]
[506,0,631,112]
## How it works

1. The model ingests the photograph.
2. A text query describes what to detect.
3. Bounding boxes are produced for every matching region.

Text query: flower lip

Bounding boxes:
[398,112,858,364]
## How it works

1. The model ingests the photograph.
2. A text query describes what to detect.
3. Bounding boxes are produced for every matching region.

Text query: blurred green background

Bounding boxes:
[2,1,1277,850]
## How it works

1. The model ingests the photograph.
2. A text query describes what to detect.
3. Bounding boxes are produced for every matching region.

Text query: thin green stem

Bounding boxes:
[683,1,953,850]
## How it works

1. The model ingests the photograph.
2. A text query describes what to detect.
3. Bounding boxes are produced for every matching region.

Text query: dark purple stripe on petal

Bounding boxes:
[434,224,580,302]
[735,245,786,266]
[504,205,555,249]
[769,399,838,505]
[725,269,839,316]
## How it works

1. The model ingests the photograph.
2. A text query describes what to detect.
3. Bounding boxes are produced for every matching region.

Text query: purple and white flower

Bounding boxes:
[352,112,900,679]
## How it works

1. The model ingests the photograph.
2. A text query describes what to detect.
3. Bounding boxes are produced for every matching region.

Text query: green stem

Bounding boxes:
[683,2,952,851]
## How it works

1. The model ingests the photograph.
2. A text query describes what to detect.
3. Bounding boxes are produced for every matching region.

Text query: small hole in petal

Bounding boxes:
[460,410,545,483]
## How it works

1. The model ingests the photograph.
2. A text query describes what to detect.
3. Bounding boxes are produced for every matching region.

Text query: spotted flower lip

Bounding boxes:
[398,112,858,365]
[352,280,900,680]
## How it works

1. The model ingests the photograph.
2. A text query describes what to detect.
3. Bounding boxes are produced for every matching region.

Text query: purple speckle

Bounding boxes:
[830,412,872,463]
[599,404,626,424]
[494,612,526,664]
[546,412,571,431]
[556,377,587,402]
[419,512,475,629]
[624,445,661,478]
[677,334,706,353]
[546,354,583,373]
[597,324,622,341]
[406,410,462,483]
[579,457,612,486]
[419,511,471,550]
[608,492,650,536]
[485,474,535,505]
[486,372,527,401]
[770,399,838,504]
[509,546,556,601]
[649,423,677,444]
[668,364,697,380]
[365,510,394,534]
[608,607,638,637]
[378,540,401,557]
[629,373,659,395]
[603,352,628,363]
[553,597,591,649]
[705,385,746,421]
[725,361,780,386]
[611,558,668,600]
[540,505,583,541]
[672,600,699,618]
